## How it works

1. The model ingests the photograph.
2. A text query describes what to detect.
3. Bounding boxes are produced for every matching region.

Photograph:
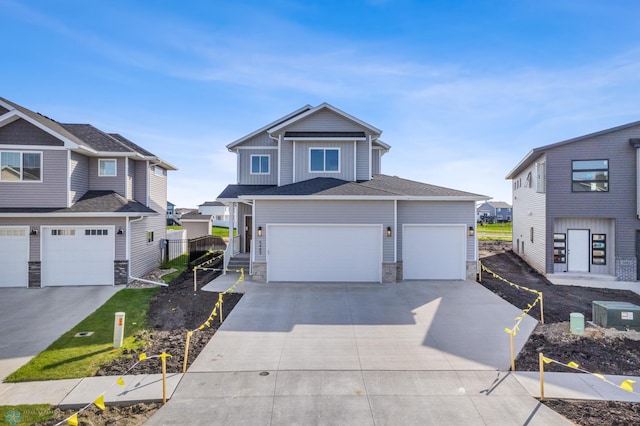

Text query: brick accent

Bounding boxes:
[615,256,637,281]
[114,261,129,286]
[382,262,397,283]
[28,261,41,288]
[252,262,266,283]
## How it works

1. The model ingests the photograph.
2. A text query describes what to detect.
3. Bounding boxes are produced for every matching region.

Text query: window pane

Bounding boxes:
[23,153,41,181]
[1,152,21,181]
[573,182,608,192]
[572,171,608,181]
[251,156,260,173]
[325,149,339,171]
[99,160,116,176]
[310,149,324,171]
[261,156,269,173]
[573,160,608,170]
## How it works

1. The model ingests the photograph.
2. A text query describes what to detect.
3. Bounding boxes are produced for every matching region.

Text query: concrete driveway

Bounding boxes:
[0,286,121,381]
[148,281,572,425]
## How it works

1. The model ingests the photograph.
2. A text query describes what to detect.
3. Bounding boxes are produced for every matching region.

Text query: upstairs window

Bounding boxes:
[572,160,608,192]
[154,166,164,177]
[0,151,42,182]
[536,162,546,193]
[310,148,339,172]
[98,159,117,177]
[250,155,270,174]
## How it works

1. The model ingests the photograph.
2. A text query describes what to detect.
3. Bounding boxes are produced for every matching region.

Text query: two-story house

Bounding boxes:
[506,120,640,281]
[217,103,488,283]
[0,97,176,288]
[476,201,512,222]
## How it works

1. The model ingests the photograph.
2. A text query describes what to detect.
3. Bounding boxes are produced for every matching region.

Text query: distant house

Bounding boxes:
[477,201,512,223]
[198,201,230,227]
[506,120,640,281]
[217,102,488,283]
[0,97,176,288]
[167,201,181,226]
[181,213,213,239]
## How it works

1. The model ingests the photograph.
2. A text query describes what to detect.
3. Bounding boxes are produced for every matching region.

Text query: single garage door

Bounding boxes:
[0,226,29,287]
[403,224,466,280]
[42,226,115,286]
[267,224,382,282]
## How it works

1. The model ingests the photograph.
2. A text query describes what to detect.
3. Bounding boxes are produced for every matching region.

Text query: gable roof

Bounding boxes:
[506,119,640,179]
[199,201,226,207]
[268,103,382,136]
[217,174,487,201]
[478,201,511,209]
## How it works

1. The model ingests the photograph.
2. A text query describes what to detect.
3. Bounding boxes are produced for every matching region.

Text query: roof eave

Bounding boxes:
[240,195,489,202]
[268,103,382,136]
[0,211,159,217]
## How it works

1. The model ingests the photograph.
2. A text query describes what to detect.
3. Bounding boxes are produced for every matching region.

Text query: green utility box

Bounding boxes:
[570,312,584,335]
[592,301,640,331]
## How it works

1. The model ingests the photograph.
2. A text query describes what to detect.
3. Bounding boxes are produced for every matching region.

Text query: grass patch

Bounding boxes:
[160,254,189,283]
[5,288,160,382]
[212,226,236,238]
[477,222,512,241]
[0,404,55,424]
[167,225,182,231]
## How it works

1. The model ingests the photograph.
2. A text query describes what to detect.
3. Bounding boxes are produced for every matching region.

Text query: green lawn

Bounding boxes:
[0,404,54,424]
[212,226,236,237]
[476,222,512,241]
[6,288,160,382]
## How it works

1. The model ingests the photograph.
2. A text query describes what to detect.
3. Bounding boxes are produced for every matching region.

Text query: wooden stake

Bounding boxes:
[193,267,197,292]
[539,352,545,400]
[510,331,515,371]
[183,332,192,373]
[478,261,482,281]
[219,294,224,323]
[539,293,545,325]
[160,353,169,404]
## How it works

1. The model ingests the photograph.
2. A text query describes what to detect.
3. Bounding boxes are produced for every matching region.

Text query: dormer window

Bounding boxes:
[98,159,117,177]
[310,148,339,172]
[251,155,270,174]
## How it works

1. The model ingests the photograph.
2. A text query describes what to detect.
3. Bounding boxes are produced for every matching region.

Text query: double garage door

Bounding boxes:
[265,223,467,282]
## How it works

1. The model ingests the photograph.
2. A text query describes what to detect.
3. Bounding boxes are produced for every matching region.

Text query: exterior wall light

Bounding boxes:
[468,226,475,236]
[257,226,263,237]
[117,227,124,235]
[386,226,392,237]
[30,228,38,236]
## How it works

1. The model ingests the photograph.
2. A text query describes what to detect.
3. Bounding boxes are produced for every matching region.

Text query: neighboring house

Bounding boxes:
[506,120,640,281]
[167,201,181,226]
[217,103,488,283]
[477,201,512,222]
[180,213,213,239]
[198,201,230,227]
[0,97,176,288]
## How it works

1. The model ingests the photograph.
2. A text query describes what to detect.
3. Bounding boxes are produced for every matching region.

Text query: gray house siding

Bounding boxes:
[280,139,294,185]
[0,149,68,208]
[240,132,277,147]
[0,118,64,146]
[88,157,126,196]
[237,149,278,185]
[553,218,615,275]
[69,151,89,204]
[294,141,355,182]
[372,149,381,175]
[133,161,147,204]
[253,199,395,263]
[149,166,167,213]
[127,158,134,199]
[129,215,164,278]
[284,109,367,132]
[356,141,370,181]
[544,124,640,277]
[396,200,477,262]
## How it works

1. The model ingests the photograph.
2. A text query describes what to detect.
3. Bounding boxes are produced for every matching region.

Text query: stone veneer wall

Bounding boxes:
[114,260,129,286]
[28,261,41,288]
[382,262,397,283]
[616,256,637,281]
[252,262,266,283]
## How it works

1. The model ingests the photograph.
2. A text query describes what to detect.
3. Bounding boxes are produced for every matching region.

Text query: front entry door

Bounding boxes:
[568,229,589,272]
[245,216,252,253]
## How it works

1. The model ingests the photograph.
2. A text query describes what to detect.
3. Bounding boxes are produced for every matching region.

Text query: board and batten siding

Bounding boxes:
[396,200,477,262]
[0,149,68,208]
[283,109,367,133]
[356,141,370,181]
[237,149,278,185]
[372,149,381,175]
[553,218,615,275]
[69,151,89,204]
[88,157,126,196]
[294,141,355,182]
[127,158,134,199]
[545,124,640,265]
[0,217,127,262]
[133,160,147,205]
[0,118,64,146]
[129,215,164,277]
[149,166,167,213]
[279,139,294,186]
[511,154,547,274]
[253,199,395,263]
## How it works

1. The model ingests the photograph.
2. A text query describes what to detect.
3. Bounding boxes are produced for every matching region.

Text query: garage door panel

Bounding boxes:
[0,227,29,287]
[403,225,466,280]
[268,225,381,282]
[42,227,115,286]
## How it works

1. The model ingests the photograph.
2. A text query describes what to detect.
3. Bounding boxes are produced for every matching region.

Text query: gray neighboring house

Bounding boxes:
[0,97,176,288]
[477,201,512,222]
[506,119,640,281]
[217,102,488,283]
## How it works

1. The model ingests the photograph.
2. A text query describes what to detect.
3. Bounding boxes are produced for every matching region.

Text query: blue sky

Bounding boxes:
[3,0,640,207]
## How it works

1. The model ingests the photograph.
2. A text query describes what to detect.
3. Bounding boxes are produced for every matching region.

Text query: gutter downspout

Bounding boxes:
[127,215,168,287]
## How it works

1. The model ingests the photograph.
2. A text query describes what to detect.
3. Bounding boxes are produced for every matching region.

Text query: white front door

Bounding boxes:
[403,224,466,280]
[568,229,590,273]
[0,226,29,287]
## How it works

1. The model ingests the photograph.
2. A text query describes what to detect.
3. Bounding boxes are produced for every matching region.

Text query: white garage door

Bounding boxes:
[267,224,382,282]
[42,226,115,286]
[403,224,466,280]
[0,226,29,287]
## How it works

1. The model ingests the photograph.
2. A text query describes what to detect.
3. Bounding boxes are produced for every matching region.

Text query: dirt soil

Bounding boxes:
[38,403,161,426]
[479,240,640,425]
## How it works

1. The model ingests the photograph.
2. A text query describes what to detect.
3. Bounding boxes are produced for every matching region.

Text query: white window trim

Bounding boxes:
[154,165,164,177]
[250,154,270,175]
[98,158,117,177]
[309,147,340,173]
[0,150,43,182]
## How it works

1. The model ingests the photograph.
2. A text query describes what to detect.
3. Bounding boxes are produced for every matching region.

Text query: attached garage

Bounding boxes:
[42,226,115,286]
[267,224,382,282]
[403,224,466,280]
[0,226,29,287]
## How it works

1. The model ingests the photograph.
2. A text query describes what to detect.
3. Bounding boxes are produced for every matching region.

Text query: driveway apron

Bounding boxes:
[147,280,571,425]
